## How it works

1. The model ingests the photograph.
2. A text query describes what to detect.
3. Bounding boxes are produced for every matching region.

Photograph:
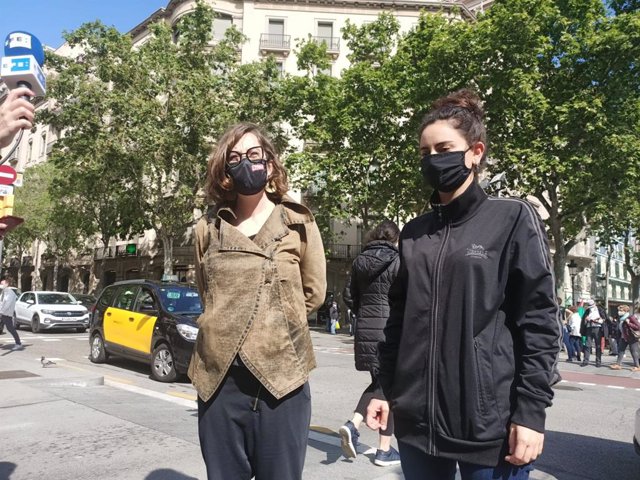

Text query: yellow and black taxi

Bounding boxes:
[89,279,202,382]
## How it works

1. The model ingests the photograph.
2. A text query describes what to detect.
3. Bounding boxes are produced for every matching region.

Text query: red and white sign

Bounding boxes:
[0,165,17,185]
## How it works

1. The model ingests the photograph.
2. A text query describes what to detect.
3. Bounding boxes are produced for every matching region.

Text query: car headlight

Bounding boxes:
[41,309,56,315]
[176,324,199,341]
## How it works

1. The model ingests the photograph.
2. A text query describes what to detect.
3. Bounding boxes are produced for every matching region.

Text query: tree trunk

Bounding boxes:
[33,239,42,290]
[623,231,640,309]
[545,196,566,301]
[16,245,23,289]
[161,233,174,276]
[52,257,59,291]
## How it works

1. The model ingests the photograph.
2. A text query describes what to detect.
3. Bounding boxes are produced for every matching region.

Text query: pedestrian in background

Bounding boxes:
[339,219,401,467]
[580,299,605,367]
[366,89,560,480]
[609,305,640,371]
[329,301,340,334]
[189,122,326,480]
[0,278,22,351]
[568,306,582,363]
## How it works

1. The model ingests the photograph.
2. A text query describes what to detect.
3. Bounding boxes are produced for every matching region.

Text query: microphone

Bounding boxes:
[0,31,46,96]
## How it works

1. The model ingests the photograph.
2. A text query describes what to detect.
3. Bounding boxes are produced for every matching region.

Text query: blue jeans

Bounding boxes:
[398,441,533,480]
[330,319,337,334]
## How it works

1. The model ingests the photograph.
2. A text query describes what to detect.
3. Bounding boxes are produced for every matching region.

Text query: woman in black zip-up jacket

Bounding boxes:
[366,90,561,480]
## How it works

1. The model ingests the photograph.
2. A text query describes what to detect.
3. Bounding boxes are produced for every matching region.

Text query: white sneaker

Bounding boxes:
[11,344,24,351]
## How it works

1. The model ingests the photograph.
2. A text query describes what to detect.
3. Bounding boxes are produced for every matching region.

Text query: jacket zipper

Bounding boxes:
[427,221,450,455]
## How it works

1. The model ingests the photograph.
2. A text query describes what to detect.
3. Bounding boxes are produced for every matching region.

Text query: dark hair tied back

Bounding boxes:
[367,219,400,245]
[420,88,488,165]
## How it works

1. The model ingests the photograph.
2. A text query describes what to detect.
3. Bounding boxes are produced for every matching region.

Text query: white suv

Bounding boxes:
[14,291,90,333]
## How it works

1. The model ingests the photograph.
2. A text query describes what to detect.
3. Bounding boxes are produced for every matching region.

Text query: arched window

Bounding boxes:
[212,13,232,41]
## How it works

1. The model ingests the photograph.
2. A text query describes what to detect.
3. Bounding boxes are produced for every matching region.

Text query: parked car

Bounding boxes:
[71,293,97,309]
[89,279,202,382]
[635,408,640,455]
[14,291,90,333]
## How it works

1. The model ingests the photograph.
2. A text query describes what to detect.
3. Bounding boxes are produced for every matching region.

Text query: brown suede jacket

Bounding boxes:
[188,196,326,402]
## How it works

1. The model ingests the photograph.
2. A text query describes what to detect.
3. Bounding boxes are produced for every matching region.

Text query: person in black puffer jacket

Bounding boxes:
[338,220,401,467]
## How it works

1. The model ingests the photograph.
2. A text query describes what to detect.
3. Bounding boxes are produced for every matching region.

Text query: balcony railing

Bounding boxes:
[260,33,291,52]
[312,36,340,53]
[326,243,361,260]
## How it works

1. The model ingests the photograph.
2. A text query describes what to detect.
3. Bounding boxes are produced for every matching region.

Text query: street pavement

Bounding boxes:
[1,328,639,479]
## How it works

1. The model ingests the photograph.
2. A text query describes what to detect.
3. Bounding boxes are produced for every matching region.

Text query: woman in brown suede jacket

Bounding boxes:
[188,122,326,480]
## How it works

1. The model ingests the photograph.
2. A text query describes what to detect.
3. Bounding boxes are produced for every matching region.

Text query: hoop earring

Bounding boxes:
[265,180,276,194]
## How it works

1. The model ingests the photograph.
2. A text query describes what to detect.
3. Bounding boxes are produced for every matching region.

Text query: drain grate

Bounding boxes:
[0,370,40,380]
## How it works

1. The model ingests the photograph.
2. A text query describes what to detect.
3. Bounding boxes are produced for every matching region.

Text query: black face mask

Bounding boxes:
[421,148,472,192]
[226,158,268,196]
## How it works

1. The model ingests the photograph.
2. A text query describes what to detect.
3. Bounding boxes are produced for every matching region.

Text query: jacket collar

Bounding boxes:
[210,195,315,253]
[430,181,487,225]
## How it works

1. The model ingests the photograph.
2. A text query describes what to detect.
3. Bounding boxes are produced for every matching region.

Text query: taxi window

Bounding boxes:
[158,287,202,314]
[113,286,140,311]
[134,288,157,313]
[98,286,117,308]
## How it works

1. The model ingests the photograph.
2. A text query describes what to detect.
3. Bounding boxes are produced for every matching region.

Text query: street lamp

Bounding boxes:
[568,260,579,306]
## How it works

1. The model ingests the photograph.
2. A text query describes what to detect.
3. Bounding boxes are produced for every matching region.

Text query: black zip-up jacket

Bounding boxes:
[350,240,400,372]
[377,181,561,467]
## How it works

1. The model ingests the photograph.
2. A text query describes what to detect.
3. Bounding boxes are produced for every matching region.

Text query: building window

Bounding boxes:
[212,14,232,41]
[275,61,284,76]
[318,64,332,76]
[317,21,334,39]
[27,139,33,162]
[268,18,285,36]
[40,132,47,157]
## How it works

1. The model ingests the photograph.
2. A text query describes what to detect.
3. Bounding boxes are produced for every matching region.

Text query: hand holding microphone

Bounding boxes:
[0,86,35,148]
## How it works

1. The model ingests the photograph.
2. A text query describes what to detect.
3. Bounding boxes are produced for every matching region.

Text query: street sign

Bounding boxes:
[0,165,17,185]
[13,173,23,188]
[0,185,14,196]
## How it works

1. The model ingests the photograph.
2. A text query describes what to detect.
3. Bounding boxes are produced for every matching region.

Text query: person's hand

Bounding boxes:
[366,398,390,431]
[505,423,544,466]
[0,87,35,149]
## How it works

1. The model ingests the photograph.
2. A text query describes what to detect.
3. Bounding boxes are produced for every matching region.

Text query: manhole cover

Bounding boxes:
[0,370,40,380]
[553,384,583,391]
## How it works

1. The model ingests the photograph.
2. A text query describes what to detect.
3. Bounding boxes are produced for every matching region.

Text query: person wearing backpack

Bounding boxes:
[609,305,640,371]
[580,299,605,367]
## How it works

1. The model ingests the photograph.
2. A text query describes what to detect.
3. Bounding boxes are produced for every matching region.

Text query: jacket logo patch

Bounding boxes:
[465,244,488,259]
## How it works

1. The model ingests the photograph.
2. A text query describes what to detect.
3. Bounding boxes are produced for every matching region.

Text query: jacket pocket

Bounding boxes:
[473,338,490,416]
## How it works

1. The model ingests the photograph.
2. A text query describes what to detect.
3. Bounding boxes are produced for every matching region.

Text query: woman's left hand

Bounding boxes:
[504,423,544,466]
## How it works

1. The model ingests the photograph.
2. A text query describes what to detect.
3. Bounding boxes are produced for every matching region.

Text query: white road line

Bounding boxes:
[577,382,596,386]
[104,379,197,409]
[42,339,61,342]
[606,385,625,390]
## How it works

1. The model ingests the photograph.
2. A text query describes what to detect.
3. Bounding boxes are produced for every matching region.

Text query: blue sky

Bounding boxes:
[0,0,166,49]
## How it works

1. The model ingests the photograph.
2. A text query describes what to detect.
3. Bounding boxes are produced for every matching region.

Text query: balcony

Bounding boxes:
[312,36,340,56]
[260,34,291,55]
[326,243,361,261]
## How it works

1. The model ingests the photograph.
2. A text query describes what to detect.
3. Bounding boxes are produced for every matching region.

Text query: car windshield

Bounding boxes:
[38,293,76,305]
[158,287,202,314]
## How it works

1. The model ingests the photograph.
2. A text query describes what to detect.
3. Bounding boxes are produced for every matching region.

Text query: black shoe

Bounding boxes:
[596,362,601,368]
[580,361,589,367]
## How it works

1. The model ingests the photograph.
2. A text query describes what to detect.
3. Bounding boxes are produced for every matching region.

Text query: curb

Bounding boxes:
[27,375,104,388]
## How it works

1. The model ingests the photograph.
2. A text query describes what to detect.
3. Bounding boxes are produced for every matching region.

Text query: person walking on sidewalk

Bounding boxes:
[0,278,22,351]
[366,89,561,480]
[329,301,340,334]
[188,122,326,480]
[339,220,401,467]
[580,299,606,367]
[567,306,582,362]
[610,305,640,372]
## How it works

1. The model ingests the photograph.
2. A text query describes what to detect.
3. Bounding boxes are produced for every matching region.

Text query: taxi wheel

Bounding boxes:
[31,315,41,333]
[90,333,108,363]
[151,343,177,383]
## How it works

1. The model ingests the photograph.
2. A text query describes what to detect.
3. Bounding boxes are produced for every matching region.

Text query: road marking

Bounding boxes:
[577,382,596,386]
[42,339,61,342]
[167,391,197,401]
[606,385,625,389]
[104,375,134,385]
[104,379,196,408]
[33,357,64,362]
[75,338,88,341]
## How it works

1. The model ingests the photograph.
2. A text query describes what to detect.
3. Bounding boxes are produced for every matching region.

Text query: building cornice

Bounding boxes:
[127,0,476,39]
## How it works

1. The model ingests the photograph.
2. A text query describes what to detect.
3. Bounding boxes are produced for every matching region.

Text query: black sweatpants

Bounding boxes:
[198,364,311,480]
[354,371,394,436]
[0,314,20,345]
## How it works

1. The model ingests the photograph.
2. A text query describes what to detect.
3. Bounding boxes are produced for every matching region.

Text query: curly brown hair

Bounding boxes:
[205,122,289,205]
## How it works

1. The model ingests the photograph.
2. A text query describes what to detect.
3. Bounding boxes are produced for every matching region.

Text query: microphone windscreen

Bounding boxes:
[4,31,45,66]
